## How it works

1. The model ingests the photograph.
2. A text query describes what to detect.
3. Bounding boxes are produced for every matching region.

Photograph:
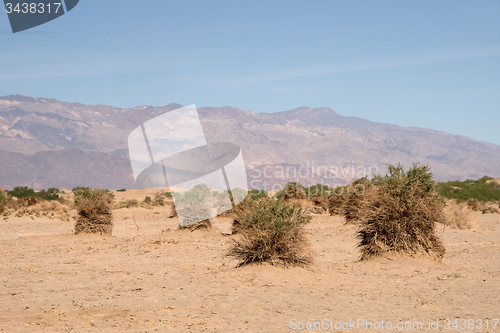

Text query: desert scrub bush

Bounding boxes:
[276,182,306,200]
[113,199,139,209]
[74,188,113,235]
[152,191,166,206]
[342,177,372,224]
[328,185,349,216]
[309,195,328,214]
[302,184,330,214]
[482,206,500,214]
[227,197,313,267]
[15,200,71,221]
[443,200,474,229]
[72,187,114,205]
[437,176,500,202]
[228,196,260,233]
[249,189,268,200]
[356,164,446,261]
[174,184,214,228]
[7,186,59,201]
[305,184,331,198]
[178,219,212,231]
[0,187,10,213]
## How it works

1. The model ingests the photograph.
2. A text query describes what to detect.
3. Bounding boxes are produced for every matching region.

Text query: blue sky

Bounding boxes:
[1,0,499,144]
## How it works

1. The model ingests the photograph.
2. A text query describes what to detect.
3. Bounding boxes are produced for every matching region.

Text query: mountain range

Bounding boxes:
[1,94,499,191]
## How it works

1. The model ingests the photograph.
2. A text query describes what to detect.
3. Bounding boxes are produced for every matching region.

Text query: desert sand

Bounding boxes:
[1,200,499,332]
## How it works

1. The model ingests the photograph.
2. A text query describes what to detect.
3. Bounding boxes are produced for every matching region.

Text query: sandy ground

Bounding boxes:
[1,206,499,332]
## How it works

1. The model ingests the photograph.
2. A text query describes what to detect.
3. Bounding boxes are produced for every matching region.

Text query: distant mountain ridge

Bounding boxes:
[0,94,499,190]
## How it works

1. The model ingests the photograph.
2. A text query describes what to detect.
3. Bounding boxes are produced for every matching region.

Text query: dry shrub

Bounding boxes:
[113,199,139,209]
[343,191,365,224]
[151,191,167,206]
[15,200,70,221]
[227,197,313,267]
[308,196,328,214]
[281,182,306,200]
[0,187,7,214]
[467,198,483,211]
[443,200,474,229]
[357,164,446,261]
[342,178,372,224]
[74,188,113,235]
[231,217,243,234]
[18,197,40,207]
[328,188,348,215]
[178,218,212,231]
[218,195,253,218]
[176,204,212,229]
[308,206,327,214]
[229,196,265,234]
[482,206,500,214]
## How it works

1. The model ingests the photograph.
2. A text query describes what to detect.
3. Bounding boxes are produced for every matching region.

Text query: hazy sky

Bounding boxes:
[1,0,499,144]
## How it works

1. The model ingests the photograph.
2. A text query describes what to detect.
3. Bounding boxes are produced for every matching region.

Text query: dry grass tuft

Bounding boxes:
[343,192,365,224]
[74,188,113,235]
[178,219,212,231]
[443,200,474,229]
[482,206,500,214]
[342,178,372,224]
[218,195,254,218]
[356,164,445,261]
[309,196,328,214]
[281,182,306,200]
[227,197,313,267]
[231,217,243,234]
[15,200,70,221]
[328,188,348,216]
[113,199,139,209]
[467,198,483,211]
[0,187,8,214]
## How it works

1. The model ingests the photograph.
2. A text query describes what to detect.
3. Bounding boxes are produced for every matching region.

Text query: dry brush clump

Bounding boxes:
[443,200,474,229]
[0,189,71,221]
[229,195,263,234]
[328,186,349,216]
[327,178,371,221]
[341,177,372,224]
[356,164,446,261]
[280,182,306,200]
[15,199,71,221]
[0,187,11,216]
[227,197,313,267]
[482,206,500,214]
[113,198,139,209]
[74,188,114,235]
[178,219,212,231]
[305,185,330,214]
[308,194,329,214]
[174,184,214,230]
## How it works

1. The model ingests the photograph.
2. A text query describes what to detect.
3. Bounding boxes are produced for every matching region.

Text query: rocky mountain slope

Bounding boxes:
[1,94,499,190]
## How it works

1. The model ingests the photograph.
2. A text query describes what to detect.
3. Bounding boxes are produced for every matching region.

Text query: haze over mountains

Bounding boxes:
[1,94,499,191]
